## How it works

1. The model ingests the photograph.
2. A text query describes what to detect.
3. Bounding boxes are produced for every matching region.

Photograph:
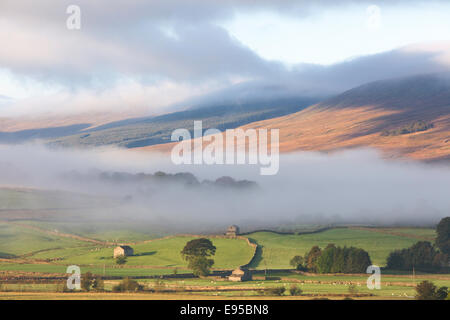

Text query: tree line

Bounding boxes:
[290,244,372,274]
[387,217,449,272]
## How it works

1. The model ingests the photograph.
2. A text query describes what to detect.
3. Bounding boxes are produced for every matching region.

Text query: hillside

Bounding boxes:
[0,97,318,147]
[0,220,255,274]
[247,227,436,268]
[0,223,435,275]
[143,74,450,162]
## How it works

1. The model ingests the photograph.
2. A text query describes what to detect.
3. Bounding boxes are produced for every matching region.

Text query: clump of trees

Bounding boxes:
[387,217,450,272]
[264,286,286,296]
[436,217,450,255]
[80,272,104,292]
[181,238,216,277]
[317,244,371,273]
[301,244,371,274]
[289,285,302,296]
[112,277,143,292]
[415,281,448,300]
[386,241,448,271]
[289,256,305,270]
[381,121,433,136]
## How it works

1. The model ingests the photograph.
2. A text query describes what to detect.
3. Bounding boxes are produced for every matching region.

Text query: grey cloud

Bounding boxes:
[290,48,450,93]
[1,1,433,23]
[0,1,285,85]
[175,47,450,110]
[1,0,449,117]
[0,0,439,85]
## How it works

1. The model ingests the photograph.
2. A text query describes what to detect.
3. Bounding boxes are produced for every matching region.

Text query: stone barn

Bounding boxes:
[228,267,251,282]
[113,245,134,258]
[226,225,240,237]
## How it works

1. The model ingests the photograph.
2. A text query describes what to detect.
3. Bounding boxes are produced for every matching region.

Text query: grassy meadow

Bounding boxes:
[247,227,436,268]
[27,236,254,269]
[0,204,446,300]
[0,221,90,258]
[0,219,437,272]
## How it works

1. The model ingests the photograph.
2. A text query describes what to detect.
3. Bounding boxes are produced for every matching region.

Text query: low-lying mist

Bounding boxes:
[0,143,449,233]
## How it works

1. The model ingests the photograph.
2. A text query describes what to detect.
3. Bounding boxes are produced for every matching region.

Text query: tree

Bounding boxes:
[410,241,437,268]
[116,256,127,265]
[81,272,94,291]
[265,286,285,296]
[433,252,449,268]
[181,238,216,259]
[190,256,215,276]
[436,217,450,254]
[181,238,216,276]
[416,281,437,300]
[349,248,372,273]
[386,241,446,271]
[415,281,448,300]
[386,250,405,270]
[415,280,448,300]
[435,286,448,300]
[92,277,104,291]
[332,247,346,273]
[289,285,302,296]
[305,246,322,273]
[315,245,371,274]
[289,256,305,270]
[113,277,142,292]
[317,245,336,273]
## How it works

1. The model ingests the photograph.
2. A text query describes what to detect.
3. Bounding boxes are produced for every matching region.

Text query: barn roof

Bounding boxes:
[116,245,133,250]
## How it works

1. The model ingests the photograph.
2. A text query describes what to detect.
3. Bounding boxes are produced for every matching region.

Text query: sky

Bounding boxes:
[224,2,450,65]
[1,0,450,117]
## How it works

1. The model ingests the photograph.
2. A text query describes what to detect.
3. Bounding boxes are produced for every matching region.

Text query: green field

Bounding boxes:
[28,236,254,269]
[13,220,169,243]
[0,216,437,277]
[0,220,437,270]
[246,227,436,268]
[0,220,447,300]
[0,222,90,258]
[0,220,255,272]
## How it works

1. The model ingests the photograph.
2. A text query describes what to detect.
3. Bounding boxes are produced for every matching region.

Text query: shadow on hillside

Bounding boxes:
[134,251,156,257]
[0,252,15,259]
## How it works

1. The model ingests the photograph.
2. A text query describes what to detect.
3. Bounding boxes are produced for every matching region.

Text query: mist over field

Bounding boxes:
[0,144,448,231]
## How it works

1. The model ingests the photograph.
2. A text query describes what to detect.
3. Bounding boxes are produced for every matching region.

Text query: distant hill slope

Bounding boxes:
[246,73,450,161]
[143,74,450,162]
[0,97,319,148]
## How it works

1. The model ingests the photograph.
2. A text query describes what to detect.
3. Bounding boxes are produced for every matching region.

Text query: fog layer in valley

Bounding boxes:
[0,144,448,232]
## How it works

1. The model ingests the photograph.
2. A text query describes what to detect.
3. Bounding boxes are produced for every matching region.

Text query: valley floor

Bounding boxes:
[0,217,446,300]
